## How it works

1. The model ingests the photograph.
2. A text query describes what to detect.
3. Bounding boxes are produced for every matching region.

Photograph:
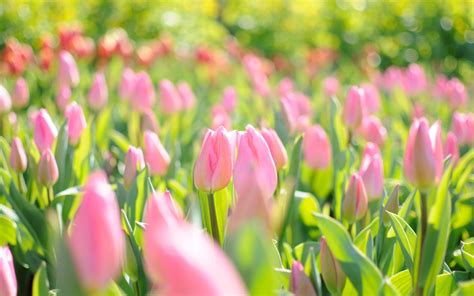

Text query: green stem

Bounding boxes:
[415,191,428,296]
[207,192,221,244]
[47,186,54,205]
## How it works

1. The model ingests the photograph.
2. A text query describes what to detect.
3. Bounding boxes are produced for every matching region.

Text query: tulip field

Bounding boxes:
[0,1,473,296]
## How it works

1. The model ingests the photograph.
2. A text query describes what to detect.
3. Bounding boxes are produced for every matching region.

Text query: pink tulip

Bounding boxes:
[261,128,288,170]
[382,66,402,91]
[359,143,384,200]
[177,82,196,110]
[280,92,312,134]
[404,117,443,189]
[34,108,57,153]
[10,137,27,173]
[402,63,427,95]
[119,67,136,100]
[452,113,468,145]
[234,125,277,201]
[88,72,108,111]
[323,76,340,98]
[144,131,170,176]
[320,236,346,294]
[0,85,12,114]
[445,78,467,109]
[37,149,58,187]
[123,146,145,189]
[251,71,271,98]
[222,86,237,113]
[12,77,29,108]
[290,261,317,296]
[432,74,448,99]
[143,192,247,295]
[130,71,155,112]
[278,77,294,96]
[211,105,231,130]
[361,83,380,114]
[64,102,87,145]
[56,83,72,111]
[69,171,125,291]
[342,173,368,223]
[342,86,365,131]
[303,125,332,170]
[159,79,182,115]
[194,127,233,192]
[444,132,459,165]
[58,50,80,87]
[359,115,387,147]
[141,110,159,133]
[0,246,17,296]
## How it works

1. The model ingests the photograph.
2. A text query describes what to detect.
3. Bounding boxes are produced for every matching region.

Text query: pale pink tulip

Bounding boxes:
[359,143,384,200]
[444,132,459,165]
[445,78,467,109]
[65,102,87,145]
[88,72,108,111]
[402,63,427,95]
[342,86,365,131]
[159,79,181,115]
[0,246,17,296]
[211,105,231,130]
[58,50,80,87]
[34,109,57,152]
[222,86,237,113]
[382,66,402,91]
[131,71,155,112]
[144,131,170,176]
[10,137,27,173]
[323,76,340,98]
[342,173,368,223]
[119,67,136,100]
[56,83,72,111]
[261,128,288,170]
[361,83,380,114]
[303,125,332,170]
[123,146,145,189]
[37,149,58,187]
[12,77,29,108]
[177,82,196,110]
[359,116,387,147]
[278,77,294,96]
[0,85,12,114]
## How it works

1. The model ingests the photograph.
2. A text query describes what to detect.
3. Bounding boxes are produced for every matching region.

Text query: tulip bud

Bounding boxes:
[0,246,17,296]
[0,85,12,114]
[119,67,136,100]
[303,125,332,170]
[402,63,426,95]
[444,132,459,165]
[144,131,170,176]
[56,83,72,111]
[141,110,159,133]
[278,77,294,96]
[359,116,387,147]
[88,72,108,111]
[130,71,155,112]
[34,109,58,153]
[10,137,27,173]
[383,184,400,225]
[446,78,467,109]
[342,173,368,223]
[159,79,181,115]
[342,86,365,131]
[403,118,443,190]
[177,82,196,110]
[320,236,346,294]
[58,50,80,87]
[361,83,380,114]
[359,143,384,200]
[37,149,58,187]
[194,127,233,192]
[123,146,145,189]
[234,125,277,201]
[211,105,231,130]
[290,261,317,296]
[69,171,125,291]
[323,76,340,97]
[222,86,237,113]
[261,128,288,170]
[452,112,474,145]
[64,102,87,145]
[12,77,29,108]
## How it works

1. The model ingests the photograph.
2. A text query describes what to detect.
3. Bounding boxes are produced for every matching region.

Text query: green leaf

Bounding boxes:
[390,269,412,295]
[435,272,457,295]
[54,121,70,192]
[387,212,416,271]
[0,215,17,245]
[313,213,389,295]
[461,240,474,272]
[297,192,320,227]
[32,262,49,296]
[198,188,229,245]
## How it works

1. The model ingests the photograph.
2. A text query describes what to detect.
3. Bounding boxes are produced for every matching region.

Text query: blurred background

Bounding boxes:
[1,0,473,79]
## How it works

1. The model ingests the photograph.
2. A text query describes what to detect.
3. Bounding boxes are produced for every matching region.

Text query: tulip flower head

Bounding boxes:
[34,109,58,153]
[177,82,196,110]
[10,137,27,173]
[119,67,136,100]
[12,77,29,108]
[342,86,366,131]
[159,79,182,115]
[323,76,340,98]
[88,72,108,111]
[0,246,17,296]
[320,236,346,294]
[144,131,170,176]
[131,71,155,112]
[342,173,368,223]
[56,83,72,111]
[58,50,80,87]
[194,127,233,193]
[123,146,145,189]
[65,102,87,145]
[37,149,58,187]
[359,143,384,200]
[444,132,459,165]
[261,128,288,170]
[303,124,332,170]
[361,83,380,114]
[290,261,317,296]
[69,171,125,291]
[404,117,443,190]
[359,116,387,147]
[222,86,237,113]
[0,85,12,114]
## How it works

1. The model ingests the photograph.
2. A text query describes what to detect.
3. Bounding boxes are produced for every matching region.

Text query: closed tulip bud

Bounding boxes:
[56,83,72,111]
[452,113,474,145]
[194,127,233,192]
[37,149,58,187]
[446,78,467,109]
[404,118,443,190]
[234,125,277,201]
[278,77,294,96]
[65,102,87,145]
[143,192,247,295]
[359,143,384,200]
[123,146,145,189]
[402,63,427,95]
[34,109,58,153]
[261,128,288,170]
[141,110,159,133]
[303,125,332,170]
[10,137,27,173]
[290,261,317,296]
[69,171,125,291]
[462,114,474,144]
[131,71,155,112]
[159,79,182,115]
[119,67,136,100]
[323,76,340,97]
[359,116,387,147]
[177,82,196,110]
[144,131,170,176]
[0,85,12,114]
[58,50,80,87]
[444,132,459,165]
[342,86,365,131]
[320,236,346,294]
[211,105,231,130]
[361,83,380,114]
[222,86,237,113]
[0,246,17,296]
[342,173,368,223]
[12,77,29,108]
[88,72,108,111]
[383,184,400,225]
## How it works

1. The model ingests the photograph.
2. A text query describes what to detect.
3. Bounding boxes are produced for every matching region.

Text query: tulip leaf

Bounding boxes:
[313,213,393,295]
[53,121,70,193]
[390,269,412,295]
[461,240,474,273]
[198,188,228,245]
[387,212,416,271]
[0,215,17,245]
[32,262,49,296]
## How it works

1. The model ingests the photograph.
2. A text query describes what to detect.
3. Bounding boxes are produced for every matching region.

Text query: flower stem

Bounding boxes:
[207,192,221,244]
[415,191,428,296]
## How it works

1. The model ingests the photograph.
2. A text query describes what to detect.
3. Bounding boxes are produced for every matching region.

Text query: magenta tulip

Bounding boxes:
[303,125,332,170]
[342,86,365,131]
[10,137,27,173]
[261,128,288,170]
[34,109,57,153]
[123,146,145,189]
[144,131,170,176]
[177,82,196,110]
[12,77,29,108]
[342,173,368,223]
[37,149,58,187]
[69,171,125,291]
[131,71,155,112]
[65,102,87,145]
[0,246,17,296]
[404,117,443,189]
[159,79,181,115]
[88,72,108,111]
[0,85,12,114]
[359,143,384,200]
[58,50,80,87]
